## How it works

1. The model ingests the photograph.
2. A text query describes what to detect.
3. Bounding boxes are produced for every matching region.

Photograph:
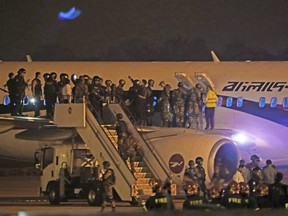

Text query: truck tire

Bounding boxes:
[48,184,60,205]
[87,187,103,206]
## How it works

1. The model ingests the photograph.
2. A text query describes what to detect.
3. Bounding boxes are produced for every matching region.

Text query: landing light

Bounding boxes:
[30,97,36,104]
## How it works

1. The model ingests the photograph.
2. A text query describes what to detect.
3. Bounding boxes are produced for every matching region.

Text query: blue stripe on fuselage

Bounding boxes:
[219,95,288,127]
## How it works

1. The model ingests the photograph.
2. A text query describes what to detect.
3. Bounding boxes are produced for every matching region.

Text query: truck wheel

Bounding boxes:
[87,187,102,206]
[48,184,60,205]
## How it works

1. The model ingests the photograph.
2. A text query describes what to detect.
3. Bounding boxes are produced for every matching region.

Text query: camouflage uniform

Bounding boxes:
[75,79,88,103]
[186,87,200,129]
[159,85,171,127]
[172,85,187,127]
[126,135,138,173]
[101,161,116,211]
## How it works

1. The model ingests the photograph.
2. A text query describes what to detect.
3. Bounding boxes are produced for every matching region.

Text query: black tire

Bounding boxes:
[48,184,60,205]
[87,187,103,206]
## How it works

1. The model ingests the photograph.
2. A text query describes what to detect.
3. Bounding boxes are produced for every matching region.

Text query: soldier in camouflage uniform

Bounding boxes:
[158,82,172,127]
[186,87,200,129]
[74,76,88,103]
[172,82,187,127]
[195,83,205,129]
[101,161,116,211]
[125,135,138,174]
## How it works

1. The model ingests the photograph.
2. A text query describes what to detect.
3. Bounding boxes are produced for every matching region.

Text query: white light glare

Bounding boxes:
[30,98,36,104]
[231,133,247,144]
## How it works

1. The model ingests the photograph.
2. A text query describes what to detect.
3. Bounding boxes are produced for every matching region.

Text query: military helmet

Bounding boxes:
[50,72,57,79]
[251,154,260,162]
[119,79,126,85]
[105,79,112,86]
[195,83,202,89]
[93,76,100,83]
[102,161,110,168]
[239,182,250,195]
[43,73,50,81]
[8,72,14,78]
[195,156,203,164]
[178,82,184,87]
[116,113,123,120]
[228,181,240,195]
[183,182,199,196]
[152,179,163,193]
[18,68,26,74]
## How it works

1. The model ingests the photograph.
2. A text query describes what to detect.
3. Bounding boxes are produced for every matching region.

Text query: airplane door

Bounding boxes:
[194,72,215,90]
[174,72,196,89]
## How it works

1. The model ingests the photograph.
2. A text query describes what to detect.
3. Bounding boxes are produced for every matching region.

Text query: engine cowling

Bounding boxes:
[144,128,240,186]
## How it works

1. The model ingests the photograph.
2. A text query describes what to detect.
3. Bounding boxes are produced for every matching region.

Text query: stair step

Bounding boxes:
[136,184,151,189]
[138,188,153,195]
[136,178,150,184]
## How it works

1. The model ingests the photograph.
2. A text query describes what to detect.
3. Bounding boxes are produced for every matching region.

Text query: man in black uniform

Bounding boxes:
[44,75,57,119]
[14,68,29,116]
[115,79,126,103]
[144,179,173,212]
[5,72,16,115]
[31,72,42,117]
[146,79,154,126]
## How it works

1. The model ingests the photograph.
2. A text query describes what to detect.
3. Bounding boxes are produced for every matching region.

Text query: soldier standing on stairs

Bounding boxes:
[115,113,129,160]
[125,135,139,174]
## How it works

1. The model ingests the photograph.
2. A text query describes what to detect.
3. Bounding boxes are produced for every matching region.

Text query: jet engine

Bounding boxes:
[143,127,240,185]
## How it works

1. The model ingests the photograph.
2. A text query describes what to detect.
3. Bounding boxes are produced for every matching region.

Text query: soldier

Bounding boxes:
[195,156,208,199]
[125,135,138,174]
[5,72,16,115]
[186,87,200,129]
[135,80,147,126]
[183,160,198,184]
[14,68,29,116]
[146,79,154,126]
[75,76,88,103]
[183,182,206,210]
[239,159,251,183]
[115,79,126,103]
[269,172,288,208]
[31,72,42,117]
[44,75,57,119]
[248,167,264,198]
[144,179,173,211]
[158,82,172,127]
[115,113,129,160]
[103,79,113,103]
[195,83,205,129]
[172,82,187,127]
[256,183,272,208]
[101,161,116,211]
[89,76,104,117]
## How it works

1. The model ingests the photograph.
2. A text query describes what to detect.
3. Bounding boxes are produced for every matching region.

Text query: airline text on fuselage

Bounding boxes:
[222,81,288,92]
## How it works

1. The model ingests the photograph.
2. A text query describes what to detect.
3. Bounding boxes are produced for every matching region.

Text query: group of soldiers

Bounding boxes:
[5,69,210,129]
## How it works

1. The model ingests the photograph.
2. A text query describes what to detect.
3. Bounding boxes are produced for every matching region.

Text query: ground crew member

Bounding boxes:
[195,156,208,199]
[248,167,264,198]
[101,161,116,211]
[31,71,42,117]
[144,179,173,211]
[239,159,251,183]
[115,113,129,160]
[256,183,272,208]
[232,164,245,183]
[239,182,259,210]
[182,182,206,210]
[14,68,29,116]
[204,85,218,129]
[246,155,261,182]
[5,72,16,116]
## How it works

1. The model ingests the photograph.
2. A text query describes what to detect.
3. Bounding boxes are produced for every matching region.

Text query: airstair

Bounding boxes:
[72,103,172,202]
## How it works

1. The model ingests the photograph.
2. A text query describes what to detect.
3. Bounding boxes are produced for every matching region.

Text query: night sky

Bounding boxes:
[1,0,288,61]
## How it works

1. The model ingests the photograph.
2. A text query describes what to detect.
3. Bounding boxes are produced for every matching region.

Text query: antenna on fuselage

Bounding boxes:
[211,51,220,63]
[26,55,32,62]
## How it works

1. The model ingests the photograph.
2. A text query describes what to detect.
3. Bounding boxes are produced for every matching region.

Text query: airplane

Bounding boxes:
[0,54,288,185]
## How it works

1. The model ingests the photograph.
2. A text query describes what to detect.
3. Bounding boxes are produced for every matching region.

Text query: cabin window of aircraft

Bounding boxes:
[259,97,266,108]
[236,97,244,108]
[283,98,288,108]
[270,97,277,108]
[226,97,233,108]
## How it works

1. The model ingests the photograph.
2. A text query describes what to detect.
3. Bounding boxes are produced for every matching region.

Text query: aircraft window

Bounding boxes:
[217,97,223,107]
[283,97,288,108]
[237,97,244,108]
[226,97,233,107]
[43,99,46,106]
[153,96,158,107]
[259,97,266,108]
[270,97,277,108]
[3,96,10,105]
